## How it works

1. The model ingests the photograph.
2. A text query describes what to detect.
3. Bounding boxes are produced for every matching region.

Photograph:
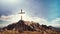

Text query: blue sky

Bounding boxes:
[0,0,60,27]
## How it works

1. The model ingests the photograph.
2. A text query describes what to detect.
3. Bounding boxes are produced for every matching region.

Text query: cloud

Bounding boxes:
[0,14,48,25]
[0,0,20,16]
[0,14,60,27]
[50,18,60,27]
[1,0,19,5]
[0,15,13,21]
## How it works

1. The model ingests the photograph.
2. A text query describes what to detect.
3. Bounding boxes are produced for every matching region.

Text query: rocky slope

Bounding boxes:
[0,20,59,34]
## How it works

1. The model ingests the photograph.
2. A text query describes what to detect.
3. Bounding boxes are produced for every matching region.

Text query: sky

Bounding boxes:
[0,0,60,28]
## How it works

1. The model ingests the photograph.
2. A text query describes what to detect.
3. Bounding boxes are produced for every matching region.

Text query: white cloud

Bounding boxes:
[51,18,60,24]
[0,15,11,21]
[0,14,60,27]
[0,14,48,25]
[50,18,60,27]
[1,0,19,4]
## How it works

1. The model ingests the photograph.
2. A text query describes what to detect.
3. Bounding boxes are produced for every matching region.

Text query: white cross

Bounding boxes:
[18,9,25,20]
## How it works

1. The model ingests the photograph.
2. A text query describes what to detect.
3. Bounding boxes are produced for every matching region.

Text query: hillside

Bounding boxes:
[0,20,60,34]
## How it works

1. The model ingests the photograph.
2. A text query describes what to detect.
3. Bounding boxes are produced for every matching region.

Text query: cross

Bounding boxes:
[18,9,25,20]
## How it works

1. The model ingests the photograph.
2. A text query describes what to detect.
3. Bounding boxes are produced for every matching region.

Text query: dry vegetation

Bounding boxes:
[0,30,59,34]
[0,30,40,34]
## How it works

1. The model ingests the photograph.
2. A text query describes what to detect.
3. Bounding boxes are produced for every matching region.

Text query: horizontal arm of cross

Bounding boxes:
[18,12,25,14]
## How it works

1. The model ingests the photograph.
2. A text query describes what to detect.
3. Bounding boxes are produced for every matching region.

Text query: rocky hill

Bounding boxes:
[0,20,59,34]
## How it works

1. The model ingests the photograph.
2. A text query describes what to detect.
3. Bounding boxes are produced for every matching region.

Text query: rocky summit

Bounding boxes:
[0,20,60,34]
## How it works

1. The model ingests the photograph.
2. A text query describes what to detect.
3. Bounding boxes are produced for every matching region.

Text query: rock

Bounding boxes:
[0,20,57,34]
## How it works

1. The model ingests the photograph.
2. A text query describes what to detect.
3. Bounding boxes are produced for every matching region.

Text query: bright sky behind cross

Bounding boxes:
[0,0,60,28]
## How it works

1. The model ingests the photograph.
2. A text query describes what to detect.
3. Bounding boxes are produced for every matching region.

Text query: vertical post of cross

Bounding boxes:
[21,15,22,20]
